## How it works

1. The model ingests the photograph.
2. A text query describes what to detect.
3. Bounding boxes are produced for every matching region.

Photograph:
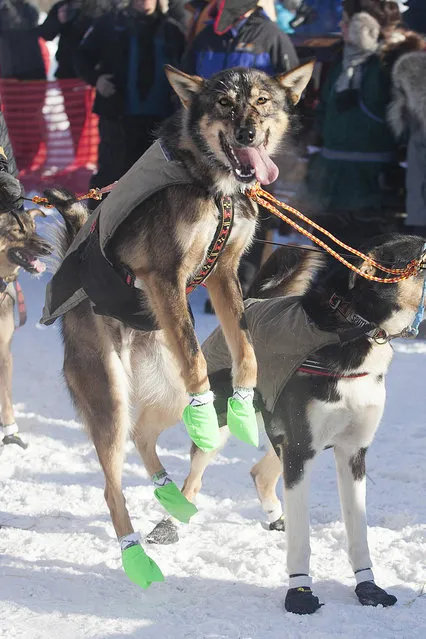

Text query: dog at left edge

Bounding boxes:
[0,207,51,448]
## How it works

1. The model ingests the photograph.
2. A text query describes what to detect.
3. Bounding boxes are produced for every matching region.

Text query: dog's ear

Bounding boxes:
[348,261,376,289]
[276,60,315,105]
[28,208,47,219]
[164,65,204,108]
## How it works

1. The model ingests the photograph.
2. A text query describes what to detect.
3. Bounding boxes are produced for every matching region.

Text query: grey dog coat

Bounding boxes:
[41,140,196,330]
[202,296,341,413]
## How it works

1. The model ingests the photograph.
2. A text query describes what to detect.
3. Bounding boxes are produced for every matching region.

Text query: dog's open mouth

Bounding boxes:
[220,132,279,185]
[8,247,46,274]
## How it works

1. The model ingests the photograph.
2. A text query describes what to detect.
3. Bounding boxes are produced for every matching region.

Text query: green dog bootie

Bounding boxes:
[182,392,220,452]
[154,481,198,523]
[227,389,259,447]
[121,542,164,589]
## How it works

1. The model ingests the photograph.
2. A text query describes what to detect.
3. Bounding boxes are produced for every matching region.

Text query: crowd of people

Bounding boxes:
[0,0,425,292]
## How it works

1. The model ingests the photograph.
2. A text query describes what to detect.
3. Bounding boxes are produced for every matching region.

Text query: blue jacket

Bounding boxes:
[182,8,299,78]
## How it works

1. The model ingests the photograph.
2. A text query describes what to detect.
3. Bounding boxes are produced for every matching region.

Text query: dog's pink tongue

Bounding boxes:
[235,146,279,185]
[31,259,46,274]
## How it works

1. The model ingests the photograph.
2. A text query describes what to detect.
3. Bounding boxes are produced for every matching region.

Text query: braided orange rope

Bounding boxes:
[30,188,104,209]
[246,184,422,284]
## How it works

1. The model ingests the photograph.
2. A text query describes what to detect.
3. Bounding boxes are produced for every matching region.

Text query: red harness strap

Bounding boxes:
[14,281,27,329]
[186,195,234,294]
[297,366,368,379]
[297,359,368,379]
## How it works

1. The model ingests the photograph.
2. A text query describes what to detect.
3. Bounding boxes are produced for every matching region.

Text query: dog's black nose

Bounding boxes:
[235,126,256,146]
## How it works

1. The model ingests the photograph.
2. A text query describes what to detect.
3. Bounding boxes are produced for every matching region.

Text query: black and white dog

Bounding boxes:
[149,233,426,615]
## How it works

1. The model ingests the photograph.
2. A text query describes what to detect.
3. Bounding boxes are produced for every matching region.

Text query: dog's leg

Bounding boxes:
[206,257,258,447]
[64,326,164,589]
[282,446,322,615]
[334,443,397,608]
[146,427,230,545]
[250,445,284,530]
[0,310,26,449]
[141,272,220,453]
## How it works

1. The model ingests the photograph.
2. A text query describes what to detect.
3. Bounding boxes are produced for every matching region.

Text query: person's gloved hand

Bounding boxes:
[96,74,116,98]
[0,150,24,213]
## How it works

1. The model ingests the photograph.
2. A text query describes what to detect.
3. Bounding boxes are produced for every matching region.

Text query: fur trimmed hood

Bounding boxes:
[388,49,426,137]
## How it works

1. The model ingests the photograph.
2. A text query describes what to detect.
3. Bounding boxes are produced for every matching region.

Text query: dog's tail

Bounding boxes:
[247,246,326,299]
[43,188,89,260]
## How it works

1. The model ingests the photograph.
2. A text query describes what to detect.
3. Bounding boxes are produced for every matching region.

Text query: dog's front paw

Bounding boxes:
[355,581,397,607]
[285,587,323,615]
[146,519,179,545]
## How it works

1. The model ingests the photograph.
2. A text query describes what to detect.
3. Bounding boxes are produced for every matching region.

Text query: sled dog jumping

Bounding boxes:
[41,62,314,588]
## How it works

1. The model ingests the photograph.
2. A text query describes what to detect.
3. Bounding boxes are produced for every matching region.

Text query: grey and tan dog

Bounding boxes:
[42,62,314,587]
[0,208,50,448]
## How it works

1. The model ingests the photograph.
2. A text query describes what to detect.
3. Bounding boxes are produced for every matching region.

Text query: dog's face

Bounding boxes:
[0,209,51,281]
[165,62,314,187]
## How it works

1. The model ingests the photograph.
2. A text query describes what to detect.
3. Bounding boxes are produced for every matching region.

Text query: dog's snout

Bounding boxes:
[235,125,256,146]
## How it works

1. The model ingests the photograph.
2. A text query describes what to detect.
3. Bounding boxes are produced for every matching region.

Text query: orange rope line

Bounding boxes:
[246,184,421,284]
[30,188,104,209]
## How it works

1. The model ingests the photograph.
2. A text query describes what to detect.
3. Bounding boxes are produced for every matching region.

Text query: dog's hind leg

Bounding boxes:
[334,442,397,608]
[63,320,164,589]
[250,445,284,530]
[146,426,231,545]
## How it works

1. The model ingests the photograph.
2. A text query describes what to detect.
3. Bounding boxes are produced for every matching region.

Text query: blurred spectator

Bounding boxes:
[0,112,25,213]
[38,1,119,80]
[0,0,44,80]
[388,44,426,236]
[0,0,47,173]
[37,0,119,153]
[75,0,185,191]
[182,0,298,77]
[295,0,421,248]
[185,0,278,46]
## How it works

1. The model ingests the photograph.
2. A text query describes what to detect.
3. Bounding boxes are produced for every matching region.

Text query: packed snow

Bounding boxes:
[0,218,425,638]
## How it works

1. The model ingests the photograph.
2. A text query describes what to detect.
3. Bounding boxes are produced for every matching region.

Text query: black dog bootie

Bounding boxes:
[355,581,397,607]
[285,587,323,614]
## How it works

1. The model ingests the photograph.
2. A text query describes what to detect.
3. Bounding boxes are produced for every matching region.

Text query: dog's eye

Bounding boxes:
[218,97,231,107]
[257,97,268,105]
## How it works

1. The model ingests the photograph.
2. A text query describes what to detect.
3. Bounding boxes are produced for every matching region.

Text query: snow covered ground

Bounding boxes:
[0,221,426,638]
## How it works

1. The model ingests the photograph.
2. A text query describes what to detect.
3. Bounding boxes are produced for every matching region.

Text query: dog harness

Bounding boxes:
[41,140,234,331]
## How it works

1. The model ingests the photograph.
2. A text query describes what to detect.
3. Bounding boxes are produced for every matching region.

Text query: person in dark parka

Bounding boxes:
[75,0,186,191]
[0,113,24,214]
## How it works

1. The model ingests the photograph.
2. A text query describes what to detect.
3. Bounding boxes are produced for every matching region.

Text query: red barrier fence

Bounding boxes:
[0,78,99,194]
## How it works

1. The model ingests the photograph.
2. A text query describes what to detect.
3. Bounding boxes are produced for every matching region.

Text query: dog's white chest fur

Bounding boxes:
[307,342,393,451]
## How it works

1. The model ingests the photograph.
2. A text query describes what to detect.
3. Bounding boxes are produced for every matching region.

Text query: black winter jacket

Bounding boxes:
[0,0,45,79]
[37,1,119,79]
[75,8,185,119]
